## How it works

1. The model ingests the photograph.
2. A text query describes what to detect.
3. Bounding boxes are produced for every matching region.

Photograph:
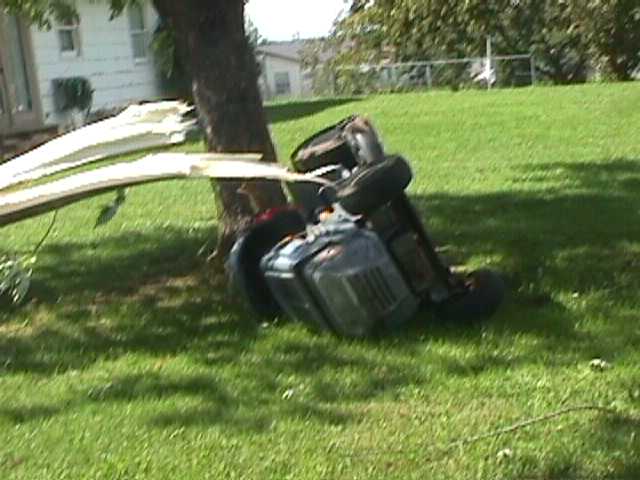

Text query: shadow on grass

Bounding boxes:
[405,157,640,369]
[265,97,360,124]
[522,413,640,480]
[0,405,62,424]
[0,226,258,372]
[596,414,640,480]
[31,227,215,300]
[1,158,639,432]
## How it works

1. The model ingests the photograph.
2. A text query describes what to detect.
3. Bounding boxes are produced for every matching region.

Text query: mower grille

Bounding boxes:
[347,266,398,314]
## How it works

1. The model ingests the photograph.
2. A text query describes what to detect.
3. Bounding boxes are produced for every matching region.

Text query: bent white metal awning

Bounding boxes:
[0,153,331,227]
[0,100,333,229]
[0,101,198,191]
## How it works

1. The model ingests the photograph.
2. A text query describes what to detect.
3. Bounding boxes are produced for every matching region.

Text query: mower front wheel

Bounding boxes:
[436,269,505,322]
[337,155,412,215]
[228,209,306,319]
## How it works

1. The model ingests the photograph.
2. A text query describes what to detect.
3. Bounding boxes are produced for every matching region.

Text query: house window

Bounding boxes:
[57,16,81,56]
[274,72,291,95]
[128,4,149,60]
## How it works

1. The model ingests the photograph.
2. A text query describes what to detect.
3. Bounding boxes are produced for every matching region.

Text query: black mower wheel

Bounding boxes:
[348,126,386,166]
[291,116,358,173]
[337,155,412,215]
[228,209,306,318]
[436,269,505,322]
[291,116,386,173]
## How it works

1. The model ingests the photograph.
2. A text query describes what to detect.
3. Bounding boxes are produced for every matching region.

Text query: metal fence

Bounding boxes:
[303,54,536,97]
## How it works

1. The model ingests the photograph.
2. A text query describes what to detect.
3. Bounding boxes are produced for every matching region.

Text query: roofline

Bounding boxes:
[256,49,301,63]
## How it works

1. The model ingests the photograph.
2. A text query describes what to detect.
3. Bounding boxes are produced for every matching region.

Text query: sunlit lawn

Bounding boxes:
[1,82,639,479]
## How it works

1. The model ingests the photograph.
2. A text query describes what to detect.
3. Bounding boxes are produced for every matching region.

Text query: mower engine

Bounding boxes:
[260,212,419,338]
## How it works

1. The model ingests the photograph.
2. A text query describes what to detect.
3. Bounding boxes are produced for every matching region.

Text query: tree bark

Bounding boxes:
[152,0,287,259]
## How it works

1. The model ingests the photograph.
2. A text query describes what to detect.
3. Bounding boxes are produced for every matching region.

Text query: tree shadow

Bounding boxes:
[0,405,62,424]
[265,97,360,124]
[29,227,216,301]
[1,157,639,435]
[408,157,640,359]
[524,413,640,480]
[418,157,639,269]
[0,225,258,373]
[595,414,640,480]
[0,225,363,429]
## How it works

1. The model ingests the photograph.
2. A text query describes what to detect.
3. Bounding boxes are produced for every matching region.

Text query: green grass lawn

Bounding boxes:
[1,83,640,479]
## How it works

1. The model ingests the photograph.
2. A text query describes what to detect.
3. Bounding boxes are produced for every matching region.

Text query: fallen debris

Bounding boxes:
[0,101,198,191]
[589,358,612,371]
[0,153,331,227]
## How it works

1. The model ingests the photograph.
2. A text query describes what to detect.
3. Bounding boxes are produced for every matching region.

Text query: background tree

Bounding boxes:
[151,18,192,101]
[300,39,337,97]
[330,0,640,85]
[1,0,287,258]
[571,0,640,80]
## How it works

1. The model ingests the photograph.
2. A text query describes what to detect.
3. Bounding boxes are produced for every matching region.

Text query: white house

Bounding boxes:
[257,40,313,101]
[0,1,164,140]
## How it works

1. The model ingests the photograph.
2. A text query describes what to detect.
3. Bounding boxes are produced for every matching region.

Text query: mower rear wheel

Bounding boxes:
[291,116,358,173]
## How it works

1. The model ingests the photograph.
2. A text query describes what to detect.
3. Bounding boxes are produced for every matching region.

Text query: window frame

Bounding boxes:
[274,71,291,96]
[56,16,81,58]
[128,3,149,63]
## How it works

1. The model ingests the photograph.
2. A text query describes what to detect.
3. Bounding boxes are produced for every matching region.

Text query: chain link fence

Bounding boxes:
[303,55,536,97]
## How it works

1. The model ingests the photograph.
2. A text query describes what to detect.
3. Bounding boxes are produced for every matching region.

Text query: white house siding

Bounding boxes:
[261,55,307,100]
[29,1,164,127]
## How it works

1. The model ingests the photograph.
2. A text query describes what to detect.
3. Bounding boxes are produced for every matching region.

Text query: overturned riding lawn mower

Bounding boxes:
[229,116,505,338]
[0,104,503,337]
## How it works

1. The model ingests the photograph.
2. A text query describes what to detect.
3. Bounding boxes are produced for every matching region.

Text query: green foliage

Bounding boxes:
[0,253,34,304]
[0,0,139,27]
[572,0,640,80]
[1,211,58,305]
[151,20,177,77]
[245,18,264,76]
[300,39,338,96]
[104,0,140,20]
[245,18,262,51]
[150,18,193,100]
[52,76,94,112]
[1,0,76,28]
[150,13,263,101]
[95,189,127,228]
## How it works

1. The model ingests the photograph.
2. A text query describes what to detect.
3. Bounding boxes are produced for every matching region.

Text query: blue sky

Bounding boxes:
[245,0,347,41]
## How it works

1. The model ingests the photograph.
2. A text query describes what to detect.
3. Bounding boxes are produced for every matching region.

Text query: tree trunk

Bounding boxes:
[152,0,287,260]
